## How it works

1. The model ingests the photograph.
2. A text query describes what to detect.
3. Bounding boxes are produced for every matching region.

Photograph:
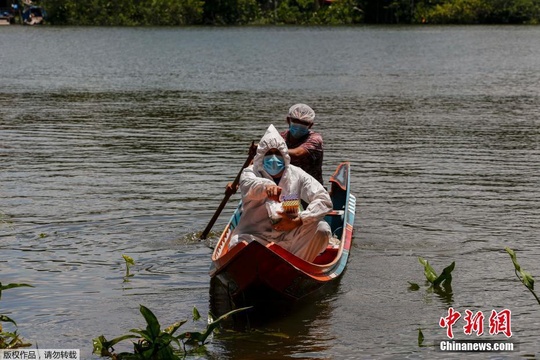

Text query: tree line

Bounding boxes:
[36,0,540,25]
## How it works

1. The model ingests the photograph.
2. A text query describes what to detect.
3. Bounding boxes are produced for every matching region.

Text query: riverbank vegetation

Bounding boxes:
[27,0,540,25]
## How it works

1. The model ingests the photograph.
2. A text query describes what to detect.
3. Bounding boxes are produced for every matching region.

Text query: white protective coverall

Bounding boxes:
[229,124,333,262]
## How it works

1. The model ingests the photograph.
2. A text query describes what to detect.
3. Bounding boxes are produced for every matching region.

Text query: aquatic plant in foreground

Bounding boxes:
[417,328,425,347]
[410,258,455,348]
[93,305,251,359]
[409,257,455,291]
[122,255,135,280]
[0,282,33,349]
[409,257,456,305]
[505,247,540,305]
[418,257,455,288]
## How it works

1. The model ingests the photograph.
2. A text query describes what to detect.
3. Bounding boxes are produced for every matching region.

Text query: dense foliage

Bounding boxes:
[18,0,540,26]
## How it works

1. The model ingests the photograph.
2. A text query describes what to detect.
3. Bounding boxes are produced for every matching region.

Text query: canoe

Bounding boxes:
[209,162,356,317]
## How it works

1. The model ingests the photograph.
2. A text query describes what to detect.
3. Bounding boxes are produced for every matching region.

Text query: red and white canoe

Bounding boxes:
[209,162,356,315]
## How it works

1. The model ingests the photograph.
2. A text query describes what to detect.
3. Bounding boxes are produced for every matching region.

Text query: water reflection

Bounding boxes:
[430,284,454,306]
[211,289,339,360]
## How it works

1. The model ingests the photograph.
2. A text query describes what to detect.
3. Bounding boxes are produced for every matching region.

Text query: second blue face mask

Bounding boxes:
[289,123,310,138]
[263,154,285,176]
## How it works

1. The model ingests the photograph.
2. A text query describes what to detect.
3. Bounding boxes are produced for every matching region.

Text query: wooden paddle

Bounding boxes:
[200,141,257,240]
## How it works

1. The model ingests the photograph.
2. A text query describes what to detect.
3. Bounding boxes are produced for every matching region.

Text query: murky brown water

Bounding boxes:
[1,26,539,359]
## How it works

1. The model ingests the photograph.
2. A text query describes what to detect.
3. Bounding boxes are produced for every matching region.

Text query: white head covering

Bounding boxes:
[288,104,315,124]
[252,124,291,178]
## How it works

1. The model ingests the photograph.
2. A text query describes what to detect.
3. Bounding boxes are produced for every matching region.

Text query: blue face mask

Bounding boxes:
[263,154,285,176]
[289,123,310,139]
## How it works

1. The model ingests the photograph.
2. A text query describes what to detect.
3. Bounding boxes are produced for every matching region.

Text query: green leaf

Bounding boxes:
[169,336,183,351]
[0,283,34,292]
[92,334,140,356]
[505,247,540,305]
[521,271,535,290]
[164,320,188,335]
[155,333,174,345]
[133,339,148,355]
[192,307,201,321]
[418,257,438,283]
[408,282,420,291]
[0,330,31,349]
[122,254,135,266]
[0,283,34,301]
[418,328,424,347]
[129,329,153,343]
[122,255,135,278]
[0,314,17,326]
[176,307,252,346]
[198,306,252,344]
[506,247,535,290]
[139,346,156,358]
[139,305,161,340]
[433,262,455,288]
[154,344,178,360]
[180,331,204,344]
[505,247,521,271]
[92,335,110,356]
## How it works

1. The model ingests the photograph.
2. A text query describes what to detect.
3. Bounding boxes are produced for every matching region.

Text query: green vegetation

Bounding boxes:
[417,328,424,347]
[409,257,454,291]
[93,305,251,359]
[0,246,250,357]
[505,247,540,305]
[413,249,540,349]
[418,257,454,288]
[0,282,33,349]
[409,257,455,305]
[22,0,540,25]
[123,254,135,280]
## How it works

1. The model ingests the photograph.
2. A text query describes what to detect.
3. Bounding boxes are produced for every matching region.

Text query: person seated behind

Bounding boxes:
[229,124,332,262]
[280,103,324,185]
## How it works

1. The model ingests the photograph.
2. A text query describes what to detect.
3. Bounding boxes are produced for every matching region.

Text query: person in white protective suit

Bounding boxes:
[229,124,333,262]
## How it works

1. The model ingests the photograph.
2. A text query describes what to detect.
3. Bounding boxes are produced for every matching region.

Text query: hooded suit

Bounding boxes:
[230,124,332,262]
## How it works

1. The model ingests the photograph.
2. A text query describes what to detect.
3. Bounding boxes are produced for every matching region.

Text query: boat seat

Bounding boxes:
[327,210,344,216]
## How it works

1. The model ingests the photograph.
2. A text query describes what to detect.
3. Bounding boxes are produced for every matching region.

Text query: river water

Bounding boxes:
[1,26,539,359]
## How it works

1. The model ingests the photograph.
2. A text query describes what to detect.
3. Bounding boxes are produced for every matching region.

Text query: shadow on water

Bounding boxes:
[209,280,342,360]
[209,270,343,321]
